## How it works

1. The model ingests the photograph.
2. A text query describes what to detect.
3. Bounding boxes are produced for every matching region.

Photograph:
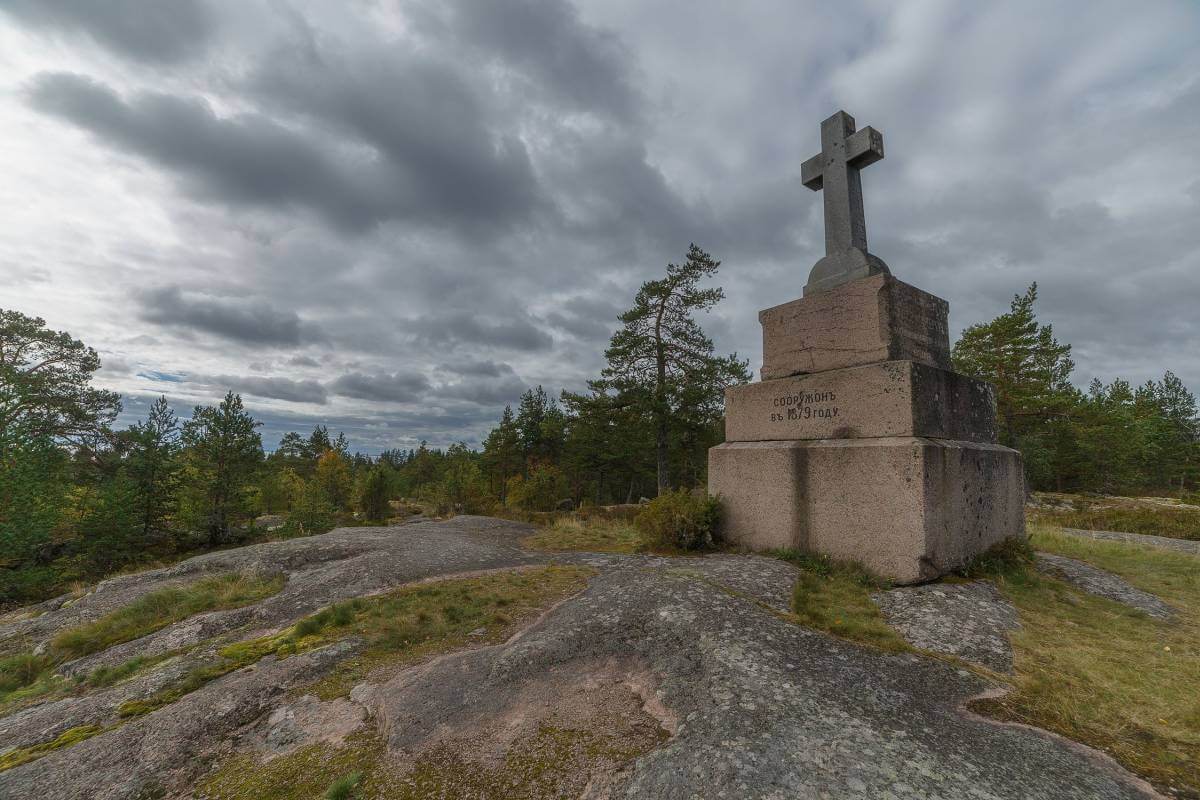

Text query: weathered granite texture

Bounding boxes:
[1036,553,1174,620]
[709,438,1026,584]
[0,519,1160,799]
[759,274,950,380]
[724,360,997,443]
[872,581,1021,672]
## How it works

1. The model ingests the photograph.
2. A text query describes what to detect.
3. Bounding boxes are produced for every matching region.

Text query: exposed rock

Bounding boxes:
[1036,554,1174,620]
[872,581,1021,673]
[0,518,1162,800]
[253,514,286,531]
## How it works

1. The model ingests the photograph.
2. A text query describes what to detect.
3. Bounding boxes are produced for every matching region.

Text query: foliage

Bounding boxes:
[0,308,120,446]
[955,285,1199,494]
[179,392,263,546]
[504,463,567,513]
[314,449,353,510]
[283,478,336,537]
[593,244,750,494]
[123,396,182,543]
[634,489,721,550]
[357,466,392,522]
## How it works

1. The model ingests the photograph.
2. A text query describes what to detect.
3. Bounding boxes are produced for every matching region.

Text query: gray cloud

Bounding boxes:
[328,371,432,403]
[7,0,1200,454]
[412,313,554,352]
[206,374,328,405]
[1,0,215,63]
[136,286,320,347]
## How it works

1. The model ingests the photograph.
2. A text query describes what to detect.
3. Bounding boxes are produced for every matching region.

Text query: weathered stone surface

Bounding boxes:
[709,437,1025,584]
[873,582,1021,672]
[759,273,950,380]
[725,360,996,443]
[1059,528,1200,556]
[0,519,1159,800]
[1036,553,1175,620]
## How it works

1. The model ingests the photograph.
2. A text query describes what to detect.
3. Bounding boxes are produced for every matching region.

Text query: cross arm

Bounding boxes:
[800,153,824,191]
[845,126,884,167]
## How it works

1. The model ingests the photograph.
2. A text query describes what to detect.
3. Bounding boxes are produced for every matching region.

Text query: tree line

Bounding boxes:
[3,252,1197,605]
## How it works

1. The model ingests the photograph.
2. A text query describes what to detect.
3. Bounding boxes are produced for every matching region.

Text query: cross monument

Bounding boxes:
[800,110,890,295]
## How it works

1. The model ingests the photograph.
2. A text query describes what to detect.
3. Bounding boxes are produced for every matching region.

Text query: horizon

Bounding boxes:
[3,1,1198,453]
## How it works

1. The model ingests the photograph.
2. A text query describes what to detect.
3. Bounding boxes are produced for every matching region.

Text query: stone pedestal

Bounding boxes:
[710,276,1024,584]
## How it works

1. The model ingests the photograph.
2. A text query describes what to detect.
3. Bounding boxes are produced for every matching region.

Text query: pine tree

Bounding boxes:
[180,392,263,546]
[597,244,749,494]
[125,396,181,542]
[480,406,522,501]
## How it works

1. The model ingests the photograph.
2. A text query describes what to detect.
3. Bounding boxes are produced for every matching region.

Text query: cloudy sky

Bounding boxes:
[2,0,1198,453]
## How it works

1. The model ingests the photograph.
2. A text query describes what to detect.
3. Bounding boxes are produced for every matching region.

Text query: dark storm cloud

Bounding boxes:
[412,313,554,352]
[1,0,214,64]
[136,286,320,346]
[26,70,541,235]
[328,372,432,403]
[206,375,328,405]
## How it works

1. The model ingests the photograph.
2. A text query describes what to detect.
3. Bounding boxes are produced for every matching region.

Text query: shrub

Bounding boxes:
[634,490,721,551]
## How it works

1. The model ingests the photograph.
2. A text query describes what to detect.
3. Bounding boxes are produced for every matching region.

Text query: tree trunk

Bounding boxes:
[655,416,669,496]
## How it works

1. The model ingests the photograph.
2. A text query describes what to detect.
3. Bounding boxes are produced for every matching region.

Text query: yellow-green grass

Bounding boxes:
[973,524,1200,797]
[0,724,105,772]
[1032,504,1200,541]
[0,572,284,711]
[305,565,592,699]
[120,566,593,719]
[522,517,647,554]
[768,549,912,654]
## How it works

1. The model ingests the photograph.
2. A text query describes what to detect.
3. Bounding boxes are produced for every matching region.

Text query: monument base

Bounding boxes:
[708,437,1025,584]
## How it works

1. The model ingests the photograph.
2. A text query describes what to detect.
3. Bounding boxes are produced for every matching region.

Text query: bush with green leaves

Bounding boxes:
[634,489,721,550]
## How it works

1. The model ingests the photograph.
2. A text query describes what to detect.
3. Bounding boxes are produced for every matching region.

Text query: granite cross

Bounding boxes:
[800,110,890,295]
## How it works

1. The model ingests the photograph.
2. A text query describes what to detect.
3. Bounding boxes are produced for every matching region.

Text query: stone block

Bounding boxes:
[724,360,996,444]
[759,274,950,379]
[708,438,1025,584]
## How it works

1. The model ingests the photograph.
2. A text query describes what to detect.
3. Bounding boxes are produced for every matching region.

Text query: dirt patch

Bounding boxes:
[373,658,673,798]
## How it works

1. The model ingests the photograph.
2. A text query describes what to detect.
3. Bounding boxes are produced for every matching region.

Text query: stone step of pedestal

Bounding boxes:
[759,273,950,380]
[724,360,996,444]
[708,438,1025,585]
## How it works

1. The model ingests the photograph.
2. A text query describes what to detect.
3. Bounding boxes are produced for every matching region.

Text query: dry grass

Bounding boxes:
[0,572,284,712]
[1032,505,1200,541]
[522,517,647,554]
[973,523,1200,797]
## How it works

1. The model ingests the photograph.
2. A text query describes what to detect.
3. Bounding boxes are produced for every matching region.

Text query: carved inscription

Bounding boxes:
[768,390,840,422]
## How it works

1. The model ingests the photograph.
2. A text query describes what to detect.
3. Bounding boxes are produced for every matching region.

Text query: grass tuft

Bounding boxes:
[523,516,647,554]
[323,770,363,800]
[768,549,911,653]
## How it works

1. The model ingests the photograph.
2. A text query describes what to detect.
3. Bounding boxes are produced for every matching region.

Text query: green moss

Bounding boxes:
[0,724,105,772]
[323,770,363,800]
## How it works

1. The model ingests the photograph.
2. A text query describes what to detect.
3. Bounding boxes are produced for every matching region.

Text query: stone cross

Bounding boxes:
[800,110,890,295]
